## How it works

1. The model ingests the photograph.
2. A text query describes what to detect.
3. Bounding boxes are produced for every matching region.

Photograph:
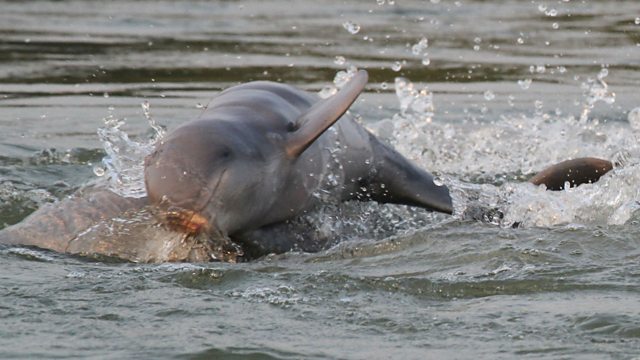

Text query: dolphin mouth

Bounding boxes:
[157,207,210,235]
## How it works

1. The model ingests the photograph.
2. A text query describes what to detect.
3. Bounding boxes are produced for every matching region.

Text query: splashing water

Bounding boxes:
[94,70,640,235]
[342,21,361,35]
[318,61,360,99]
[394,77,435,117]
[95,102,164,198]
[378,74,640,228]
[579,68,616,123]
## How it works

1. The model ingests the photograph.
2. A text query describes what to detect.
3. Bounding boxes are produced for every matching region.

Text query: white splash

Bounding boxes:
[579,68,616,123]
[318,61,359,99]
[95,102,164,198]
[382,75,640,227]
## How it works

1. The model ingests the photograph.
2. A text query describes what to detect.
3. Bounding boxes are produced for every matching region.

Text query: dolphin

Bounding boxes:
[0,70,453,262]
[529,157,613,190]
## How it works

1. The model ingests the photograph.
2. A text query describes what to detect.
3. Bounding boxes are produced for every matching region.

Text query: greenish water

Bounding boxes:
[1,1,639,358]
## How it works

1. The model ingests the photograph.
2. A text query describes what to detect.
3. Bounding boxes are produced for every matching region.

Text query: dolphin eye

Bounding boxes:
[221,148,232,159]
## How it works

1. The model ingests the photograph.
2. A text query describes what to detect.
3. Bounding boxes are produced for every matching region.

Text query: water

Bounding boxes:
[1,0,640,358]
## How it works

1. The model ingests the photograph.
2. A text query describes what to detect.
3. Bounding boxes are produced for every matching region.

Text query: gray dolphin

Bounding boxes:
[144,70,453,253]
[0,70,453,262]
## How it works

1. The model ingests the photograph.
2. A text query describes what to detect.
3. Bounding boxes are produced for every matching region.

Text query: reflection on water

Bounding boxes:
[1,0,640,358]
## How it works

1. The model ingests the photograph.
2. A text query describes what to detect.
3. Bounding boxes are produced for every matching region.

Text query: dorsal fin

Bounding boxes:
[285,70,368,158]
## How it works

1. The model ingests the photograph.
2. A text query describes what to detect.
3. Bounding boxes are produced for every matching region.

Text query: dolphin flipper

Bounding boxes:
[286,70,368,158]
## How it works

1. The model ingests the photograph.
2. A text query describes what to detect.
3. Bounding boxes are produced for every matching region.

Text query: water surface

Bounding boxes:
[1,1,639,358]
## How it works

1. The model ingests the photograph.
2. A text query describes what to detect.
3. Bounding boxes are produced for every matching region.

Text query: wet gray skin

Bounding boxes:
[144,70,453,257]
[0,71,453,262]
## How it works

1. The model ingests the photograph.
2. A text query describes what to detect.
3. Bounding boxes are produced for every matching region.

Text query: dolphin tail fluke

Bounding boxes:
[286,70,368,158]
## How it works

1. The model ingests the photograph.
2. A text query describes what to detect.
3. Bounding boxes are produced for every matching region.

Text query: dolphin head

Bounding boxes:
[144,71,371,240]
[144,119,278,239]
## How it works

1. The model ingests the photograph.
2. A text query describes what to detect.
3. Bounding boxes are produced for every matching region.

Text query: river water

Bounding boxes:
[1,1,639,358]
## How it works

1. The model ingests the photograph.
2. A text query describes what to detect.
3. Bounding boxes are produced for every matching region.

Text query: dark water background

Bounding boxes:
[1,1,639,358]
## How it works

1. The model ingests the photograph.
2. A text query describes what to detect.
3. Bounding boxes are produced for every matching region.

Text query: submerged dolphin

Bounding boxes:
[464,156,615,225]
[529,157,613,190]
[0,70,453,262]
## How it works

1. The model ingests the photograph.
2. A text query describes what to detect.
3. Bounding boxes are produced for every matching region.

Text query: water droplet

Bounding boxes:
[141,100,151,116]
[597,67,609,80]
[517,78,532,90]
[93,164,106,177]
[421,55,431,66]
[537,4,547,12]
[535,65,546,73]
[334,56,346,65]
[24,38,31,43]
[380,82,388,90]
[342,21,361,34]
[391,61,403,72]
[473,45,480,51]
[484,90,495,101]
[377,0,385,5]
[552,22,559,29]
[517,37,524,45]
[103,92,109,98]
[545,8,558,16]
[636,17,640,25]
[534,100,544,115]
[433,178,443,186]
[411,37,429,55]
[196,103,206,109]
[318,86,337,99]
[628,107,640,131]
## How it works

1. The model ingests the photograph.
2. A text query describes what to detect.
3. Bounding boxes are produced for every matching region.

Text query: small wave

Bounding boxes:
[1,247,57,262]
[226,284,308,307]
